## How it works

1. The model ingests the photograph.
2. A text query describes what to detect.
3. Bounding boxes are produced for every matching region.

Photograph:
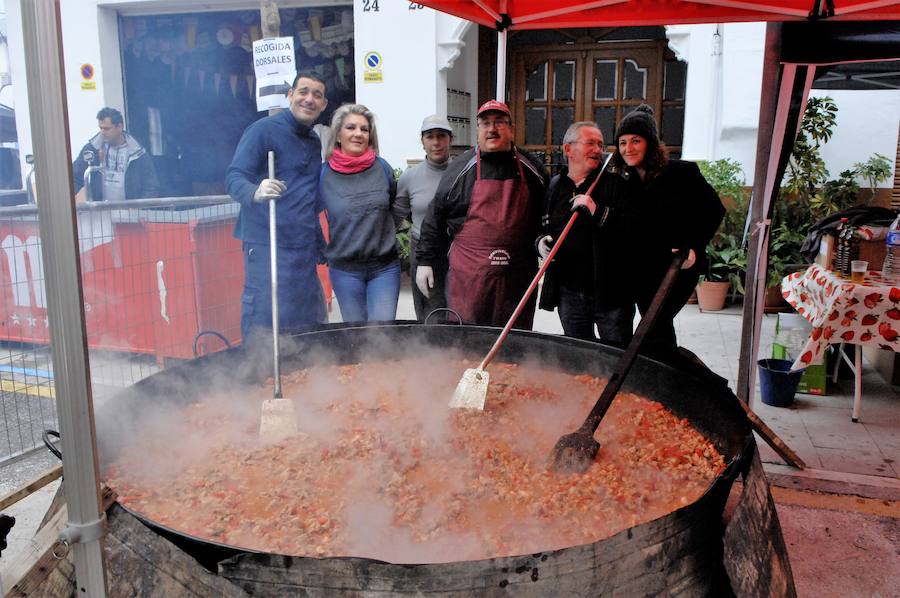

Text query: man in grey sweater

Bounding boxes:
[395,115,453,320]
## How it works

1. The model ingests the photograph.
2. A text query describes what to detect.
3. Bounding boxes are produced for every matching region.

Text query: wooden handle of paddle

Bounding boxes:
[577,249,687,436]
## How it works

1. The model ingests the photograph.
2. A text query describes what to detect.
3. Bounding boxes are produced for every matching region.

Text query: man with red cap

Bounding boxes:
[415,100,547,329]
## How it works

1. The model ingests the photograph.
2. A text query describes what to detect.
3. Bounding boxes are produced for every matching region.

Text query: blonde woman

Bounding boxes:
[318,104,402,322]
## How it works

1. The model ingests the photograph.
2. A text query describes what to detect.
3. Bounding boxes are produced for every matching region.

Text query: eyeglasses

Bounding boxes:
[572,140,604,149]
[477,119,511,130]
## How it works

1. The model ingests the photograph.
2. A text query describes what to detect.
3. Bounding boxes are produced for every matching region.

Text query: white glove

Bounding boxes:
[571,193,596,216]
[253,178,286,202]
[538,235,553,260]
[416,265,434,298]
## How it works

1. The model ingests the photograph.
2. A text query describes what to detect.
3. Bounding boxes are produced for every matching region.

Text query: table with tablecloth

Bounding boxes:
[781,264,900,421]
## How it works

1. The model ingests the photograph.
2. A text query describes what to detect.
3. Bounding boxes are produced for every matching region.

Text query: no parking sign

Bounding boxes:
[363,51,383,83]
[80,63,96,91]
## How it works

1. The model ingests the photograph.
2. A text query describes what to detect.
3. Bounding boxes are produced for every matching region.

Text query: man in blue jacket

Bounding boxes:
[225,71,328,341]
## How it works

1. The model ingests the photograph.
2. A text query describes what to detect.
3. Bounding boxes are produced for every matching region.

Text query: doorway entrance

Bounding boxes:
[508,38,686,174]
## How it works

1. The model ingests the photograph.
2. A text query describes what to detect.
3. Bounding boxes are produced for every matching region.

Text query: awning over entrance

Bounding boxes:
[417,0,900,30]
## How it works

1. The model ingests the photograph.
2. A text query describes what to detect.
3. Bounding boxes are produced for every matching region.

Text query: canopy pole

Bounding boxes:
[737,23,782,407]
[495,27,507,100]
[20,0,107,594]
[738,21,816,413]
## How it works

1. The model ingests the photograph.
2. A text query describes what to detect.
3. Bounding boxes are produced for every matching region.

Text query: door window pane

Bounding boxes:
[664,60,687,101]
[594,60,617,100]
[526,62,547,101]
[552,107,574,145]
[661,106,685,146]
[593,106,616,145]
[624,59,647,100]
[553,60,575,101]
[525,107,547,145]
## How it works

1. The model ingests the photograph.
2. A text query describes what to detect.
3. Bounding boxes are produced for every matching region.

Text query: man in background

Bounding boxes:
[72,107,159,201]
[395,115,453,320]
[416,100,546,329]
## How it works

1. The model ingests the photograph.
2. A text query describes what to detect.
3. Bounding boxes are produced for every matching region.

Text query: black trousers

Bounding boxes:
[558,286,634,347]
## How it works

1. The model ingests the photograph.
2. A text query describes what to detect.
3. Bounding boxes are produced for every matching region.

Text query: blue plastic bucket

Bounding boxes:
[757,359,802,407]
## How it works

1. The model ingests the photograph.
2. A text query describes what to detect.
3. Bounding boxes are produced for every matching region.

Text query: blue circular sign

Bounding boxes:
[365,52,381,70]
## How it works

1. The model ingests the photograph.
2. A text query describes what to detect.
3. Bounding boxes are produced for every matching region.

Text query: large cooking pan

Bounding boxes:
[97,322,753,596]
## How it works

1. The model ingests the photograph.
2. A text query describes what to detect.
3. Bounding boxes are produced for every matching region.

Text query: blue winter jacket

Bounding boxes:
[225,110,323,249]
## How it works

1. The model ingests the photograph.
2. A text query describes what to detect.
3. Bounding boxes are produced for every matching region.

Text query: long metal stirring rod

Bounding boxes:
[268,150,282,399]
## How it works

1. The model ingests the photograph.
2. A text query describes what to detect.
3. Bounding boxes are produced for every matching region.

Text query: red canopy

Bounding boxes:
[417,0,900,29]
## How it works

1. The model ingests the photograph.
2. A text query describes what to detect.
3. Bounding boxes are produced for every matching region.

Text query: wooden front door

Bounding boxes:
[510,40,684,174]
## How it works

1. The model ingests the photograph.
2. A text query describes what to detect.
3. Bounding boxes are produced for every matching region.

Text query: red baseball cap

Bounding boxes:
[476,99,511,119]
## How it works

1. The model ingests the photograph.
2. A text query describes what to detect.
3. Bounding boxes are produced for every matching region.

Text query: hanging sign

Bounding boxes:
[252,36,296,111]
[363,51,383,83]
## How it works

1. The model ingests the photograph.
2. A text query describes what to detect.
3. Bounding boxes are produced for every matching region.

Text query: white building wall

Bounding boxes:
[353,2,471,170]
[673,22,765,184]
[353,0,439,170]
[6,0,133,174]
[59,2,120,152]
[716,22,765,179]
[675,22,897,189]
[813,88,900,185]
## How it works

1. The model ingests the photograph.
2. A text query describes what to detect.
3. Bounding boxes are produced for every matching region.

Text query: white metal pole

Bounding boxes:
[495,28,507,101]
[20,0,107,595]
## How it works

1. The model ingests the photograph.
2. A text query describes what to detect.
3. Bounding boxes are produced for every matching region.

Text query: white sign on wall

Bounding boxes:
[253,36,297,111]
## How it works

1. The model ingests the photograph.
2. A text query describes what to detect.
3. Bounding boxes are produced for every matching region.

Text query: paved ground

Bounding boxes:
[1,279,898,596]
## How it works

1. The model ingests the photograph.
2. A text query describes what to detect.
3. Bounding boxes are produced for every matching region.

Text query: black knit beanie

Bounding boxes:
[615,104,659,143]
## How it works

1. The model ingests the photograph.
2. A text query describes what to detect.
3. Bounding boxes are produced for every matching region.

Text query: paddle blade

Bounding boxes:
[259,398,298,439]
[449,368,489,410]
[549,432,600,474]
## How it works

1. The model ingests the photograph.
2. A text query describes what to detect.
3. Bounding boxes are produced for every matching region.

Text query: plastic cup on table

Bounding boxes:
[851,260,868,283]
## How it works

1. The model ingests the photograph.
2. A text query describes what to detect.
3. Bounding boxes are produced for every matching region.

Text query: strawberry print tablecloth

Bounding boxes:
[781,265,900,369]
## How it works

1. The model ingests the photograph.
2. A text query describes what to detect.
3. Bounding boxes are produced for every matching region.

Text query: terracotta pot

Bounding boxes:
[696,280,731,312]
[764,284,790,313]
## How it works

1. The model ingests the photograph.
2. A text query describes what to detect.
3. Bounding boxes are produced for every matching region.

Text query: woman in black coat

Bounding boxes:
[604,104,725,352]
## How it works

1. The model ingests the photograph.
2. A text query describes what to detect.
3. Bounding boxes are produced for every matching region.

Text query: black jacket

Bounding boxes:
[416,147,547,266]
[624,159,725,304]
[539,162,636,310]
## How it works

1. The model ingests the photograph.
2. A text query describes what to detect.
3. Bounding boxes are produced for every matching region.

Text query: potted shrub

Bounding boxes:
[697,158,749,310]
[765,217,807,310]
[698,236,746,311]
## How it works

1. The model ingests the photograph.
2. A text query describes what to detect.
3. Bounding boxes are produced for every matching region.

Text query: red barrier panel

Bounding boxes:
[0,206,333,362]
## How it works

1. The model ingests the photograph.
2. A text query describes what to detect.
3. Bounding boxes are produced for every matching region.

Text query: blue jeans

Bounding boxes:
[330,261,401,322]
[558,287,635,347]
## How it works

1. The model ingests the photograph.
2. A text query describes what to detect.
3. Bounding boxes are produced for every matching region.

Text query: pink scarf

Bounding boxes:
[329,147,376,174]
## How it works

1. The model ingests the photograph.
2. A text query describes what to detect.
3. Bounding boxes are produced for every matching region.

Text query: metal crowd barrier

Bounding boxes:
[0,195,243,464]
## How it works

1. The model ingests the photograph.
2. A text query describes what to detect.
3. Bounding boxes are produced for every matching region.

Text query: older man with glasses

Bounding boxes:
[536,121,637,345]
[416,100,547,329]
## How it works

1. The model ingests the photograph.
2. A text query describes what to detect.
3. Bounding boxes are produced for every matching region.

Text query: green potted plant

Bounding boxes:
[698,236,746,311]
[697,158,749,310]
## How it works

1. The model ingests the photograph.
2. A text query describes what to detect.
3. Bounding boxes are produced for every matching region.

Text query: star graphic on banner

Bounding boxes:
[10,313,20,325]
[26,317,37,327]
[43,317,49,328]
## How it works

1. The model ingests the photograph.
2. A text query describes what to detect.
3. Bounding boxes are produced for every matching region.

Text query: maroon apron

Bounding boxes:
[447,150,538,329]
